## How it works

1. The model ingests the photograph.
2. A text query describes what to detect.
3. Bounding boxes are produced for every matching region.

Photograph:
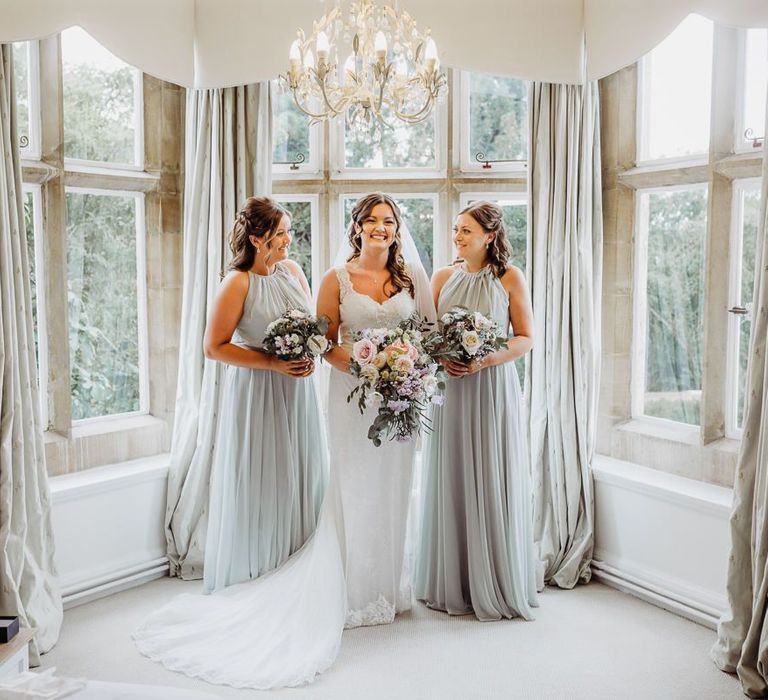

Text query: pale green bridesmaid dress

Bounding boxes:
[416,264,538,620]
[203,262,328,593]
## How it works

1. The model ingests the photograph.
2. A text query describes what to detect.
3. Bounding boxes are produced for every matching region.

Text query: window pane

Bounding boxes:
[345,113,436,168]
[66,191,141,420]
[464,197,528,273]
[342,196,434,275]
[743,29,768,142]
[643,187,707,424]
[273,82,311,166]
[62,27,139,164]
[23,191,39,364]
[737,188,760,427]
[277,200,313,287]
[12,42,30,152]
[469,73,527,163]
[641,15,712,160]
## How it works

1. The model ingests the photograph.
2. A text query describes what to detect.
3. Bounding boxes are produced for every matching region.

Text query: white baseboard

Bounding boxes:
[49,455,171,610]
[591,454,732,629]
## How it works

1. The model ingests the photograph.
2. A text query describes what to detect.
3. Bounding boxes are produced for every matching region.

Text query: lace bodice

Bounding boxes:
[335,266,416,352]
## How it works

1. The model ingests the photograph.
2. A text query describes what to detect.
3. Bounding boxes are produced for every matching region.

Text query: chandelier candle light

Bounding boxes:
[281,0,447,126]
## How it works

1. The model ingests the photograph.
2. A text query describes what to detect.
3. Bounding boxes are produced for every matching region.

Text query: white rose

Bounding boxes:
[307,334,329,355]
[422,375,438,397]
[265,320,280,335]
[291,334,302,344]
[473,312,493,331]
[441,313,454,324]
[372,351,388,369]
[288,309,307,319]
[359,364,380,385]
[394,355,414,374]
[461,330,481,356]
[364,391,384,409]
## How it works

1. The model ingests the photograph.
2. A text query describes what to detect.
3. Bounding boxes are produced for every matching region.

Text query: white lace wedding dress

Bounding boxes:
[132,266,422,689]
[330,265,419,628]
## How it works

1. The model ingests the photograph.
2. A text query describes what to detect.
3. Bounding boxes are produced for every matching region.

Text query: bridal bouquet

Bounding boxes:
[261,309,331,360]
[347,315,444,447]
[423,306,508,364]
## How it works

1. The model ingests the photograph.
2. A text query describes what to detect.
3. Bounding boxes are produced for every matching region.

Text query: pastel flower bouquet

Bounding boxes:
[347,315,444,447]
[423,306,508,365]
[261,309,332,360]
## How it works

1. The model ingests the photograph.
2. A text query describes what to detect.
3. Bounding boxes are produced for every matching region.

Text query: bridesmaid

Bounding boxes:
[415,200,538,621]
[201,196,327,593]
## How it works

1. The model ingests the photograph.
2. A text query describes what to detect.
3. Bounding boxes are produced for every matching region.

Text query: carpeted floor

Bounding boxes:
[39,578,742,700]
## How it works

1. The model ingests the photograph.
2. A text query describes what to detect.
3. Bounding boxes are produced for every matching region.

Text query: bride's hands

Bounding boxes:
[268,356,315,378]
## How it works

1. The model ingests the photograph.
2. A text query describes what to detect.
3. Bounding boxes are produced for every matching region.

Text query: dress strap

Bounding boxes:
[335,266,353,300]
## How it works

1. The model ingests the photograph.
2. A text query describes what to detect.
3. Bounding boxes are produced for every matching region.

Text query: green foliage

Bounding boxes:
[66,192,140,420]
[469,73,527,162]
[279,200,313,286]
[273,87,310,163]
[63,62,136,163]
[343,196,434,275]
[345,110,435,168]
[12,43,30,146]
[644,188,707,425]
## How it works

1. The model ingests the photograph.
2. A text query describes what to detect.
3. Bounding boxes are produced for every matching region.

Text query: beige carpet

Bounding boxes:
[39,578,742,700]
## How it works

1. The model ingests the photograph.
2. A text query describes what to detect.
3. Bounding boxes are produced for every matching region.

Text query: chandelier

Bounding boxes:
[281,0,447,126]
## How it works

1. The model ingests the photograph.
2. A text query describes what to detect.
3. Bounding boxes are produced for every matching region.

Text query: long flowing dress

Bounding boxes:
[133,264,347,688]
[203,263,327,592]
[328,265,420,627]
[415,265,539,621]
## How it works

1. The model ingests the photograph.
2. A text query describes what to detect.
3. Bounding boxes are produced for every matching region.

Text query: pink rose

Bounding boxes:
[353,338,377,366]
[384,341,418,361]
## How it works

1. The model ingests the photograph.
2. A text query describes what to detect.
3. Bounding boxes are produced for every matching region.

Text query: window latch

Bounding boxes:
[728,305,751,317]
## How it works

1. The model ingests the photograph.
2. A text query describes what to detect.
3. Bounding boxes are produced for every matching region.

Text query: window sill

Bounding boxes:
[44,414,169,476]
[616,417,700,446]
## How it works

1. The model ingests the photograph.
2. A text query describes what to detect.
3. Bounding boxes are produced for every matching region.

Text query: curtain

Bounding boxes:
[165,83,272,580]
[0,44,62,663]
[526,81,603,590]
[711,92,768,700]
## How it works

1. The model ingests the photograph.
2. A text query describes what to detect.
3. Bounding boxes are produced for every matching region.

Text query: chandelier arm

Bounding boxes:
[318,77,347,117]
[288,85,340,121]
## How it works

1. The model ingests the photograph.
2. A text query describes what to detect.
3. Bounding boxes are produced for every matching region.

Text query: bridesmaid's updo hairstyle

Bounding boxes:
[228,196,289,272]
[346,192,415,298]
[458,200,511,278]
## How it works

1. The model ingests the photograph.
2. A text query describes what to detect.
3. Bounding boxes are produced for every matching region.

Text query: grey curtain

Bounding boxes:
[711,99,768,699]
[165,83,272,579]
[526,81,602,590]
[0,44,62,662]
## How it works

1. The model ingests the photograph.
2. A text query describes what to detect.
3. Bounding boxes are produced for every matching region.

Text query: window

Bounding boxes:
[738,28,768,150]
[274,195,319,290]
[638,15,713,162]
[726,180,761,436]
[459,193,528,272]
[12,41,40,158]
[341,194,436,277]
[15,30,179,474]
[463,73,528,171]
[66,189,147,421]
[272,83,320,172]
[22,184,47,425]
[62,27,142,166]
[634,186,707,425]
[344,113,437,170]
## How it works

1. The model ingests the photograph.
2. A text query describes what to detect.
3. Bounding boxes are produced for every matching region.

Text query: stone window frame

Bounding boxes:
[18,35,183,476]
[598,25,764,487]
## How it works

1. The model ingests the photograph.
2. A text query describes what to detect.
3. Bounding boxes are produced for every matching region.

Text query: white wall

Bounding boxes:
[592,454,733,628]
[48,451,734,628]
[49,455,170,609]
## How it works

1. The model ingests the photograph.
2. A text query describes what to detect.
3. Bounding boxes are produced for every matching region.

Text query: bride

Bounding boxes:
[317,192,435,627]
[132,193,434,689]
